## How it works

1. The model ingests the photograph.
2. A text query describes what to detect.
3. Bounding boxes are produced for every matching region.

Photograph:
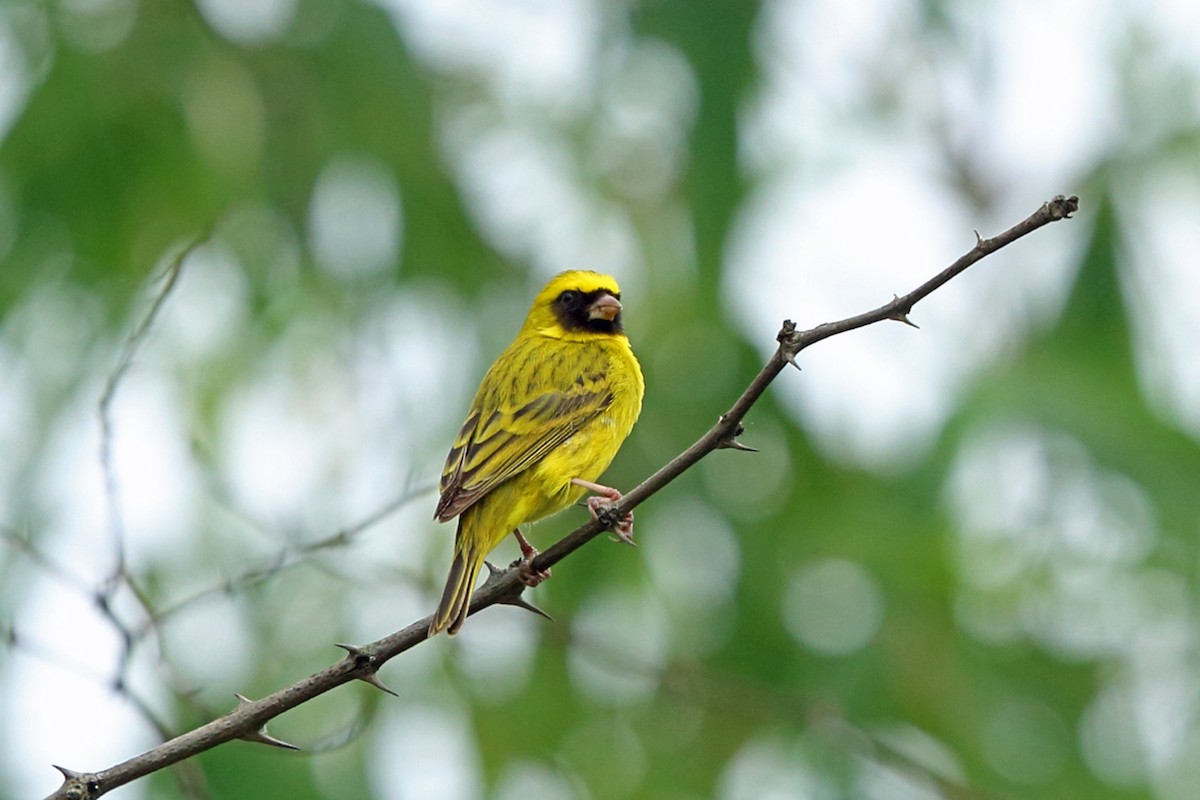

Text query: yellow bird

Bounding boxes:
[430,270,644,636]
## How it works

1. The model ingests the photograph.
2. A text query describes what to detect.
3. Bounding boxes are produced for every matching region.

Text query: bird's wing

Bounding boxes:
[434,344,613,522]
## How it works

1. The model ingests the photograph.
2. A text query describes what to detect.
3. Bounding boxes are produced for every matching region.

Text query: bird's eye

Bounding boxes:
[559,290,578,305]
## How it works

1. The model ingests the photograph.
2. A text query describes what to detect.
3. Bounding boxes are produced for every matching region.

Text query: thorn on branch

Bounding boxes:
[716,419,758,452]
[886,295,919,329]
[335,643,398,695]
[481,560,509,586]
[358,671,399,697]
[335,642,367,661]
[234,694,302,750]
[239,728,302,751]
[503,595,554,621]
[53,766,82,781]
[52,765,99,799]
[484,561,555,620]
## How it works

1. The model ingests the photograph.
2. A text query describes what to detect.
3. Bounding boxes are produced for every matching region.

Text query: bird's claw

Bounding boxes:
[515,556,551,587]
[511,530,551,587]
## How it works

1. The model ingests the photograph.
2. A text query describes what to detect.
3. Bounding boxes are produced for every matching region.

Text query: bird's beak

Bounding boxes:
[587,293,622,322]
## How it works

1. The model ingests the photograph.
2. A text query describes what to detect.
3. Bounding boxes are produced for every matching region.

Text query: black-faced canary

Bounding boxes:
[430,270,644,636]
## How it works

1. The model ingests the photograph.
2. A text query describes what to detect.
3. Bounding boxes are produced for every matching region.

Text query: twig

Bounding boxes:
[0,525,91,588]
[140,481,436,634]
[98,235,205,580]
[44,195,1078,800]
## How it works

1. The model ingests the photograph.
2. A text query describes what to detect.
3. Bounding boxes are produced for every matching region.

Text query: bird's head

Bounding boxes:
[524,270,626,340]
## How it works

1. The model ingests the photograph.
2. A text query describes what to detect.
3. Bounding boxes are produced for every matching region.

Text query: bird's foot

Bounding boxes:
[511,529,551,587]
[572,478,636,546]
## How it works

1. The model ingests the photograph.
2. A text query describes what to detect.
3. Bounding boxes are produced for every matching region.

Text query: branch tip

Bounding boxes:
[774,320,802,369]
[776,319,797,340]
[1046,194,1079,220]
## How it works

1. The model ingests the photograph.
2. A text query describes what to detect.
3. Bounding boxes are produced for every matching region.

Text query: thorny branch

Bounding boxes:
[45,195,1078,800]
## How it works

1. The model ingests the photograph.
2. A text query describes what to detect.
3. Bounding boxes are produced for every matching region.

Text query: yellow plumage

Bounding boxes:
[430,270,644,636]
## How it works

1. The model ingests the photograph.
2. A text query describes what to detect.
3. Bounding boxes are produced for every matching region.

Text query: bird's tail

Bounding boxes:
[429,520,485,637]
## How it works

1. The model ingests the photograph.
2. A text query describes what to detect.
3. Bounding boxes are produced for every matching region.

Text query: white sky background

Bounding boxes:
[2,0,1200,797]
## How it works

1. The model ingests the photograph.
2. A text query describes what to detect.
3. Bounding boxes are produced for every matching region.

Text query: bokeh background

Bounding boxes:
[2,0,1199,798]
